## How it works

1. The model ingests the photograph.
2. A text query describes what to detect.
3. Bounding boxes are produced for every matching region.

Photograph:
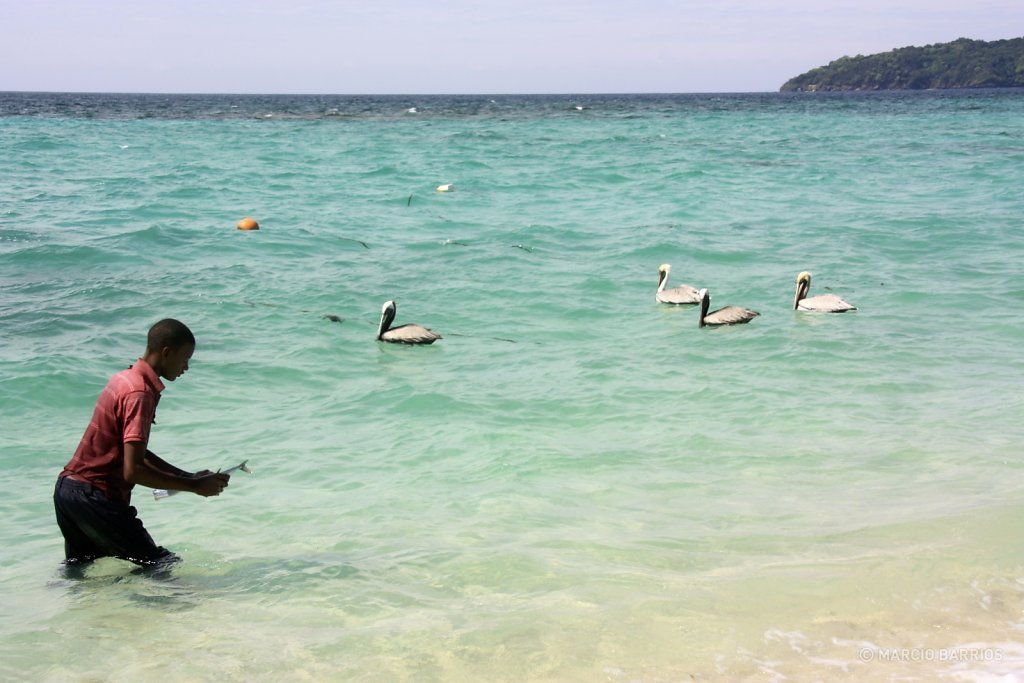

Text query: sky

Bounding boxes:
[1,0,1021,94]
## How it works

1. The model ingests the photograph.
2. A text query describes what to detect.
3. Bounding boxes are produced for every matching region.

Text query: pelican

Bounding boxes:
[793,272,856,312]
[698,289,759,328]
[376,300,442,345]
[656,264,701,304]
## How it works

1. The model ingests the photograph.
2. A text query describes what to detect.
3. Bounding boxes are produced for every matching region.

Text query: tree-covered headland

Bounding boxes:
[780,37,1024,92]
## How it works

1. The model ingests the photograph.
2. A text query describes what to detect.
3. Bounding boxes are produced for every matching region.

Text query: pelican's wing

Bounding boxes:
[381,324,442,344]
[705,306,760,326]
[657,285,701,304]
[798,294,856,313]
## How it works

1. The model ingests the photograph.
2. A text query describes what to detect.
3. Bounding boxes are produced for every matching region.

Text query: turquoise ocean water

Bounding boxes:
[1,90,1023,681]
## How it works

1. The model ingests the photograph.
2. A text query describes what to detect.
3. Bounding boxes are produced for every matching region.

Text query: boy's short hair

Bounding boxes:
[147,319,195,352]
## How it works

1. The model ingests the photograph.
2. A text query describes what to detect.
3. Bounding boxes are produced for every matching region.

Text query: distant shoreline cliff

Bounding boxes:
[780,37,1024,92]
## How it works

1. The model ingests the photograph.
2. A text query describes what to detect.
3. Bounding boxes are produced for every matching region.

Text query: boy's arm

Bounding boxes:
[125,442,228,496]
[144,449,193,477]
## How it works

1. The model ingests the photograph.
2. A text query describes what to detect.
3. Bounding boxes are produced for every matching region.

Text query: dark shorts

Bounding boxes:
[53,476,179,568]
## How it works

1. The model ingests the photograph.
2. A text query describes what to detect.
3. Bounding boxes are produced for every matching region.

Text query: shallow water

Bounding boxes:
[1,90,1023,681]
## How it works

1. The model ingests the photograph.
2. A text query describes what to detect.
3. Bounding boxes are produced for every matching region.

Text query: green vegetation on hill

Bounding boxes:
[780,37,1024,92]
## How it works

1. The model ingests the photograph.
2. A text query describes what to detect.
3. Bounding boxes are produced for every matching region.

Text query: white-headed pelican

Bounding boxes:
[793,272,856,312]
[656,263,701,304]
[376,300,442,345]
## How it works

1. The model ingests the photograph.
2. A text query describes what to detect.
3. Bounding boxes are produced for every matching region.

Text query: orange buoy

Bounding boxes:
[237,217,260,231]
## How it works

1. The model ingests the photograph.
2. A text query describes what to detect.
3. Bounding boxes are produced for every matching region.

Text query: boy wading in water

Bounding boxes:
[54,319,229,572]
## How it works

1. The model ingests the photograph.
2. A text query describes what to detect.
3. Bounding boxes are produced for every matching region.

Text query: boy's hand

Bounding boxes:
[193,472,230,497]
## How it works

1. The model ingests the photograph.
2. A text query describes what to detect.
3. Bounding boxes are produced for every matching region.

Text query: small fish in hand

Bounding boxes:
[153,460,252,500]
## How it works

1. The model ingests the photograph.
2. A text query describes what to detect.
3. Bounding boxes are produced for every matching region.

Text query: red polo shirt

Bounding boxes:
[60,359,164,503]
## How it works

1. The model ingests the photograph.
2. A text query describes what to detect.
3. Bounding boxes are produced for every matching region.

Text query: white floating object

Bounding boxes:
[436,183,454,192]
